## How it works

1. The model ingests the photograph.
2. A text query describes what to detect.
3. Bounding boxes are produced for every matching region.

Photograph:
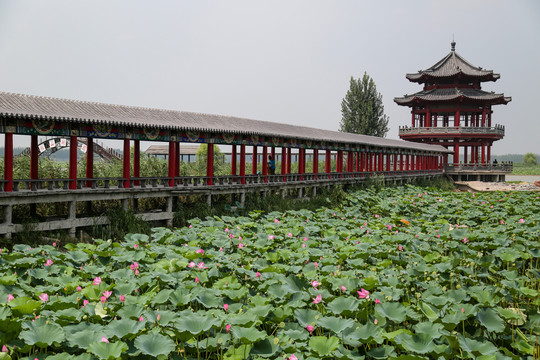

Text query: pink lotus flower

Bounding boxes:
[268,235,274,240]
[52,242,56,247]
[256,272,261,278]
[76,286,82,292]
[100,296,107,303]
[7,294,14,302]
[45,259,53,266]
[120,295,125,302]
[312,294,322,304]
[287,233,293,237]
[302,243,306,248]
[314,262,319,268]
[197,262,207,269]
[39,293,48,302]
[157,314,161,321]
[311,280,319,288]
[461,307,465,313]
[135,269,139,275]
[219,247,223,251]
[93,277,102,286]
[375,299,380,304]
[289,354,298,360]
[83,299,89,307]
[519,218,525,223]
[225,228,229,232]
[130,262,139,270]
[398,245,403,251]
[238,243,244,249]
[101,337,109,343]
[139,316,144,322]
[196,249,204,254]
[500,220,504,224]
[103,291,112,299]
[223,303,229,311]
[306,325,314,333]
[134,244,138,249]
[462,238,469,243]
[195,277,199,284]
[2,345,7,352]
[357,288,370,299]
[341,286,346,292]
[226,324,231,332]
[188,261,195,268]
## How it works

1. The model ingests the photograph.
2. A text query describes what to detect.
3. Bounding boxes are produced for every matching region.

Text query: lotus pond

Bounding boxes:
[1,185,539,360]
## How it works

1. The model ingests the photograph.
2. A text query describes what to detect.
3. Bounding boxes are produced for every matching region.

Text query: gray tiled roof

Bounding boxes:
[0,91,451,153]
[406,44,500,83]
[394,88,511,106]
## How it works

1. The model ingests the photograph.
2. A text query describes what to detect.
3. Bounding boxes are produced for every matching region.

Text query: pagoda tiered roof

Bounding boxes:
[394,88,511,106]
[406,42,500,83]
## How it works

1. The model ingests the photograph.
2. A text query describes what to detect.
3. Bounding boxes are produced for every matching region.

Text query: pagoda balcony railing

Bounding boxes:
[399,125,505,136]
[444,162,513,173]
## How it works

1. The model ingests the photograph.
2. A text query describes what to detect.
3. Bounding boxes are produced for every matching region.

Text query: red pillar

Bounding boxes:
[123,138,130,188]
[385,153,390,171]
[271,147,276,162]
[231,145,237,178]
[299,148,305,180]
[325,150,331,178]
[400,154,403,171]
[175,142,180,178]
[393,154,397,172]
[454,142,460,166]
[4,133,13,192]
[31,135,38,189]
[313,149,318,179]
[86,138,94,188]
[262,146,268,182]
[337,150,343,177]
[287,148,292,174]
[487,145,491,163]
[252,145,258,175]
[207,143,214,185]
[168,140,176,187]
[481,144,486,165]
[240,144,246,184]
[133,140,140,186]
[69,135,78,190]
[281,146,287,176]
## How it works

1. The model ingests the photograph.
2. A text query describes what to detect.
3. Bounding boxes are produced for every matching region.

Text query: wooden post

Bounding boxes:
[252,145,258,175]
[231,145,237,179]
[262,146,268,182]
[313,149,318,179]
[325,150,331,177]
[168,140,176,187]
[4,133,13,192]
[240,144,246,185]
[481,144,486,165]
[123,138,130,188]
[69,135,78,190]
[86,138,94,188]
[454,142,460,166]
[298,148,304,180]
[287,148,292,175]
[31,135,38,189]
[175,142,180,178]
[281,146,287,178]
[207,143,214,185]
[133,140,140,186]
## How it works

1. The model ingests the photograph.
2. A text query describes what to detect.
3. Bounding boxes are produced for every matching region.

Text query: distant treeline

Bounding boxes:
[490,154,539,163]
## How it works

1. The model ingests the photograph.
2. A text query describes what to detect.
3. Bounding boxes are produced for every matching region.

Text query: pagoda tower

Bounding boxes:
[394,42,512,181]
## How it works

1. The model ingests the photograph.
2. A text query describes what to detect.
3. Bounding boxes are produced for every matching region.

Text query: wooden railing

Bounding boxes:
[399,125,505,136]
[444,162,513,172]
[0,169,443,192]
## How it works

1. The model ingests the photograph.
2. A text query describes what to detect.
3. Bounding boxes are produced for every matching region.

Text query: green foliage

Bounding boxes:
[1,186,539,358]
[522,152,538,166]
[340,72,389,137]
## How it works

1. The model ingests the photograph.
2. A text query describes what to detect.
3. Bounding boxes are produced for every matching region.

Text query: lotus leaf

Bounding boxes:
[175,313,220,335]
[133,332,176,357]
[87,340,128,360]
[375,302,407,323]
[250,338,280,357]
[19,320,65,348]
[326,296,360,315]
[317,316,355,334]
[394,333,435,354]
[308,336,340,356]
[7,297,41,315]
[477,308,506,333]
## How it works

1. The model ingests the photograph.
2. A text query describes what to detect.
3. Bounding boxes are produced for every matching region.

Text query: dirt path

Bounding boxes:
[455,181,540,192]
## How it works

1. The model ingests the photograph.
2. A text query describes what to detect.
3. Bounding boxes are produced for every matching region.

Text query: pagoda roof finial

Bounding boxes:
[451,39,456,52]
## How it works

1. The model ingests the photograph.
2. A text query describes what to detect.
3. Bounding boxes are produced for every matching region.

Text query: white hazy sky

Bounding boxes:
[0,0,538,154]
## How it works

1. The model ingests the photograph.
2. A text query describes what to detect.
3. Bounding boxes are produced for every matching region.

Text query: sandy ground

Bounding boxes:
[455,181,540,192]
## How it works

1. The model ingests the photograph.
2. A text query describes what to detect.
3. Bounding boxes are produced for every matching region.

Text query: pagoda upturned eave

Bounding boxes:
[394,88,511,107]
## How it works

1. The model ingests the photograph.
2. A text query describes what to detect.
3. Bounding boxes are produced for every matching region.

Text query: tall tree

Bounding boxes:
[339,73,389,137]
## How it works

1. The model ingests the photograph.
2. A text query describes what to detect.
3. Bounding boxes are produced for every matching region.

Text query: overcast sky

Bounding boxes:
[0,0,538,154]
